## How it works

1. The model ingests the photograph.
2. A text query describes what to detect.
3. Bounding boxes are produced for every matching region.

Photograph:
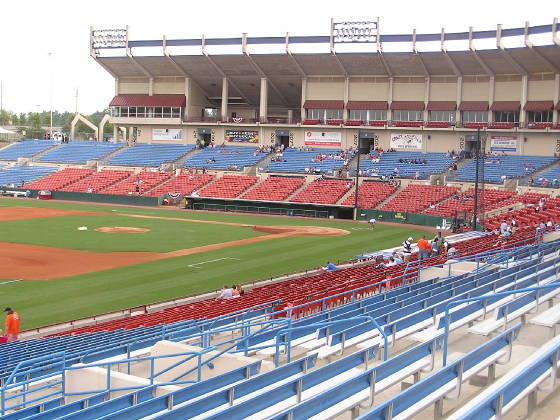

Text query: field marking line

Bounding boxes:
[188,257,240,268]
[0,280,21,285]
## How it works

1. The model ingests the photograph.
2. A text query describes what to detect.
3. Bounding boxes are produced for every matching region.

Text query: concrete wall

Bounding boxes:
[151,341,273,383]
[348,78,389,101]
[462,78,490,101]
[494,77,522,101]
[153,77,185,95]
[306,77,345,100]
[528,76,555,101]
[65,366,180,402]
[119,77,149,94]
[429,81,457,101]
[393,78,425,101]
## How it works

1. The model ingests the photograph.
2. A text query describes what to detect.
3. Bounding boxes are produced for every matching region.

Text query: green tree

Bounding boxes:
[28,113,42,128]
[11,113,19,125]
[18,113,26,125]
[0,109,10,125]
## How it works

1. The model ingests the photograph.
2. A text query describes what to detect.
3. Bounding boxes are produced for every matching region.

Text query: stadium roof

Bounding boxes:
[92,23,560,108]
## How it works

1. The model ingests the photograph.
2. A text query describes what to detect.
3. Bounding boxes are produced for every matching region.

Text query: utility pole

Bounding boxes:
[1,80,3,112]
[48,52,53,137]
[75,86,79,114]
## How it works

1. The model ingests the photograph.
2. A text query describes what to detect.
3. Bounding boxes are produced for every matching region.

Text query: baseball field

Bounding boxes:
[0,198,431,330]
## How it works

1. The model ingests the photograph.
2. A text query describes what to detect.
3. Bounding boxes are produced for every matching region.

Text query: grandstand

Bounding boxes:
[2,19,560,420]
[0,140,58,160]
[108,143,193,167]
[184,145,265,171]
[37,141,123,164]
[0,165,58,186]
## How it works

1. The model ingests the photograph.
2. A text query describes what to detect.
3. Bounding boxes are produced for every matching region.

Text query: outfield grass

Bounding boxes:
[0,198,431,329]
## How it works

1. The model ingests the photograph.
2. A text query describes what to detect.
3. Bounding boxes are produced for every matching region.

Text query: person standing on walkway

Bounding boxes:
[4,308,20,342]
[417,235,429,261]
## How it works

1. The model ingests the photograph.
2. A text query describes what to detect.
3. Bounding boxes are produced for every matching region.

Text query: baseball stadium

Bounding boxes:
[0,18,560,420]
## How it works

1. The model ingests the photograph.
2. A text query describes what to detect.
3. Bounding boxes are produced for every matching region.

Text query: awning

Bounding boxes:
[109,94,186,107]
[524,100,554,111]
[490,101,520,111]
[458,101,488,111]
[390,101,425,111]
[346,101,388,110]
[303,100,344,109]
[426,101,457,111]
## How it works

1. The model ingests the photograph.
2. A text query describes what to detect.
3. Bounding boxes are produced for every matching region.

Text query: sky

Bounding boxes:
[0,0,557,115]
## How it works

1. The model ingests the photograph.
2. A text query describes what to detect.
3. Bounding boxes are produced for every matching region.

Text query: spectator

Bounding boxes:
[326,261,337,272]
[393,252,403,265]
[402,237,413,263]
[500,219,508,235]
[219,285,232,299]
[446,243,459,258]
[4,308,20,342]
[237,284,245,296]
[417,235,429,261]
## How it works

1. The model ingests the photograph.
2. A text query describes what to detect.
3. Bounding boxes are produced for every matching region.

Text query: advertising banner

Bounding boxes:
[225,130,259,143]
[390,133,423,150]
[304,131,342,147]
[490,136,517,152]
[152,128,183,141]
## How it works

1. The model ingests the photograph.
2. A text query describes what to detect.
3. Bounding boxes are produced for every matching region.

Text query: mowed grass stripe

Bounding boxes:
[0,215,263,252]
[0,198,429,329]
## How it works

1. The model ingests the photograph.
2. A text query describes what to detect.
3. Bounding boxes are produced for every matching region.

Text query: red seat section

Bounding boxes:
[369,121,387,127]
[47,231,538,337]
[528,122,553,129]
[425,121,451,128]
[327,119,343,126]
[240,176,305,202]
[395,121,423,127]
[342,181,396,209]
[60,169,133,193]
[198,175,258,198]
[488,122,515,129]
[344,120,362,126]
[101,171,172,195]
[302,119,320,125]
[380,184,458,213]
[463,122,488,129]
[423,188,516,217]
[24,168,95,190]
[290,178,354,205]
[485,197,560,231]
[145,172,215,197]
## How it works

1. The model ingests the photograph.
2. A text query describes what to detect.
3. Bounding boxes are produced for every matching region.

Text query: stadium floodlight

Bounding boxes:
[332,19,378,43]
[91,28,128,51]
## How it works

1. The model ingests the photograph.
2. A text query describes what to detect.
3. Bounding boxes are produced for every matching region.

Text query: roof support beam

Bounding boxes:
[201,34,255,107]
[497,25,528,76]
[285,32,307,77]
[469,27,494,77]
[378,52,393,77]
[524,22,560,73]
[242,33,291,107]
[554,18,560,46]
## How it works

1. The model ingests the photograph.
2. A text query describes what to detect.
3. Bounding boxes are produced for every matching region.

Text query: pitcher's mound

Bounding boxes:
[95,226,150,234]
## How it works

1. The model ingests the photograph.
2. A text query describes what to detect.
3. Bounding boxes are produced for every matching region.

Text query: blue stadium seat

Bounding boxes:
[456,155,557,183]
[0,165,58,186]
[108,144,193,166]
[265,147,353,175]
[37,141,124,164]
[0,140,58,160]
[184,145,265,171]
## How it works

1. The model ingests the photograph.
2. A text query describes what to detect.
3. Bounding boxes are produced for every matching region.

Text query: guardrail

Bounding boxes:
[442,281,560,366]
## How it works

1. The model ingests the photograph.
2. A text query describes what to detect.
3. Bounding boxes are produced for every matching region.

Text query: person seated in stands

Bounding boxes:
[422,159,427,164]
[392,167,399,176]
[232,285,241,297]
[218,284,232,299]
[392,252,403,265]
[446,243,459,258]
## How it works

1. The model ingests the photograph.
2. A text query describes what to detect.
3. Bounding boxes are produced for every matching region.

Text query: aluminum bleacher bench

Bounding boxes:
[351,324,521,420]
[450,333,560,420]
[267,336,439,420]
[23,358,265,420]
[468,280,560,336]
[529,302,560,336]
[146,346,376,420]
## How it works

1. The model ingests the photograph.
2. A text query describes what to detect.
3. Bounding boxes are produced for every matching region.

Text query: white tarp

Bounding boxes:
[0,127,16,134]
[390,133,423,150]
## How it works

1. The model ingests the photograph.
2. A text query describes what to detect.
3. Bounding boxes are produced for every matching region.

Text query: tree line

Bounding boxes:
[0,109,113,139]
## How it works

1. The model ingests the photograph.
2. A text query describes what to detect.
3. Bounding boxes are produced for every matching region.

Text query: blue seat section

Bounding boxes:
[37,141,123,164]
[184,145,264,171]
[0,140,58,160]
[532,166,560,187]
[456,155,556,183]
[357,151,453,179]
[108,144,194,166]
[0,165,58,186]
[265,147,352,174]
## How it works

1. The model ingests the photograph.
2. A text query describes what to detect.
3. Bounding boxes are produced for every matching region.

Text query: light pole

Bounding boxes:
[48,52,53,138]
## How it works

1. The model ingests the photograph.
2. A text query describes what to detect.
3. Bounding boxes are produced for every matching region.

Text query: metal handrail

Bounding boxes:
[272,315,388,367]
[442,281,560,366]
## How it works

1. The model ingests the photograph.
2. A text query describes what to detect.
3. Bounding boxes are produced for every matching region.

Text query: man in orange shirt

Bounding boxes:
[417,235,429,261]
[4,307,20,342]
